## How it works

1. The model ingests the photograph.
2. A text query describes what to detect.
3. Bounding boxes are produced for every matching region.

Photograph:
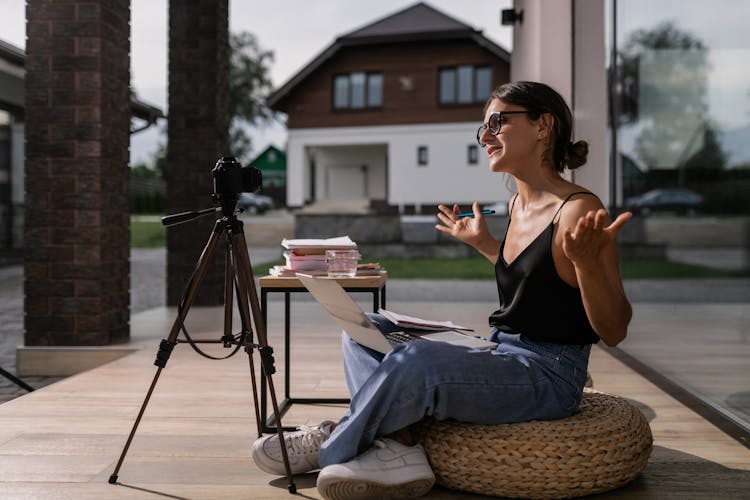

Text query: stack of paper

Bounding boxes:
[282,236,357,255]
[268,235,382,277]
[279,236,356,272]
[285,253,327,271]
[268,262,383,278]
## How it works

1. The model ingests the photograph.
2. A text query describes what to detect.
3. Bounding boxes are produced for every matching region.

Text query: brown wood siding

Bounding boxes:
[281,39,510,129]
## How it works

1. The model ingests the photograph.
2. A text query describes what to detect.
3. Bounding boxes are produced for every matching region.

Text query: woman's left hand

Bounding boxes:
[562,209,632,270]
[435,202,500,263]
[436,202,487,246]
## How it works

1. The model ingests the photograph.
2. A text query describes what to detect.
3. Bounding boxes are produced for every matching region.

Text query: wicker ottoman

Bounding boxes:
[416,390,652,499]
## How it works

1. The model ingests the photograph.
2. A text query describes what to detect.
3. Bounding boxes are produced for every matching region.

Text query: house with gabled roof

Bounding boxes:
[267,2,511,213]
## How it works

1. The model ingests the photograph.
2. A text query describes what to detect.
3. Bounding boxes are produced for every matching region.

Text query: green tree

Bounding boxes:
[616,22,711,170]
[135,31,276,173]
[228,31,276,163]
[680,125,726,183]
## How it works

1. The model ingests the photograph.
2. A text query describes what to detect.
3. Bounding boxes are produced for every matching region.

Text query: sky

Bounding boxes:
[0,0,513,165]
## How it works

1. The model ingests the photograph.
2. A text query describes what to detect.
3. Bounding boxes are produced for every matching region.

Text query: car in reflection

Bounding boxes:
[624,188,703,215]
[237,192,274,214]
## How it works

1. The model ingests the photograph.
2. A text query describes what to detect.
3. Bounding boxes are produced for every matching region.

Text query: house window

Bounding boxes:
[467,145,479,165]
[367,73,383,107]
[351,72,366,108]
[475,67,492,102]
[457,65,473,103]
[334,76,350,108]
[333,72,383,110]
[438,65,493,104]
[439,69,455,103]
[417,146,428,166]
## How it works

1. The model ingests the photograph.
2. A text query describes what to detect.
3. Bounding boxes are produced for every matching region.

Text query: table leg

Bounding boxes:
[284,291,291,400]
[260,290,268,429]
[258,283,386,432]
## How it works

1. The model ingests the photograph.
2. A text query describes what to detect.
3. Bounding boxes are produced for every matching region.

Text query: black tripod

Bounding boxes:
[108,207,297,493]
[0,366,35,393]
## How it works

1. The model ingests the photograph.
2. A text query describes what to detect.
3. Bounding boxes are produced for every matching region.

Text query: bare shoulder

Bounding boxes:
[556,191,608,226]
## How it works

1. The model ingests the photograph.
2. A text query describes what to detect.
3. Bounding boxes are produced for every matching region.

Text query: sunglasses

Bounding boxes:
[476,111,538,148]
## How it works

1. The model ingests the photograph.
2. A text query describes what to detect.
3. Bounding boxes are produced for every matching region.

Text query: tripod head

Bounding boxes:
[161,157,263,227]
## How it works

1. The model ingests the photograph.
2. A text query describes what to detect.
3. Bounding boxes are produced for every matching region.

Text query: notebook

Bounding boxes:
[296,274,497,354]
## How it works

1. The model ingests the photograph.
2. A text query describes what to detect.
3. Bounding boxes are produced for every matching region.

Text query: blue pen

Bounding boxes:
[457,209,495,218]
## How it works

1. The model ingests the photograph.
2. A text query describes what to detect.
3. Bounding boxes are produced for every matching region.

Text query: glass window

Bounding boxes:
[609,0,750,434]
[439,66,492,104]
[332,72,382,110]
[417,146,428,166]
[333,75,349,109]
[475,67,493,101]
[367,73,383,107]
[457,65,473,103]
[350,72,366,109]
[467,145,479,165]
[439,68,455,103]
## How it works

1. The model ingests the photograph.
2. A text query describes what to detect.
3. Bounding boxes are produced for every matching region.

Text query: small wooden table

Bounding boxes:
[258,272,387,431]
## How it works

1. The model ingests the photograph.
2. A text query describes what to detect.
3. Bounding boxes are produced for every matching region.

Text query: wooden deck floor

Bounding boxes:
[0,302,748,499]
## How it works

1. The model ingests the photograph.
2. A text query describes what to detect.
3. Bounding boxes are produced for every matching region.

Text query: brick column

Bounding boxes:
[166,0,229,305]
[24,1,131,346]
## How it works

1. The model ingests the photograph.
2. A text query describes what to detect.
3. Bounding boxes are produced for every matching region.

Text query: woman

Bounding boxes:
[252,81,633,500]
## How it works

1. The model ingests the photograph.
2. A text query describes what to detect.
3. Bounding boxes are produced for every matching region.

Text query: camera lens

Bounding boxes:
[241,167,262,193]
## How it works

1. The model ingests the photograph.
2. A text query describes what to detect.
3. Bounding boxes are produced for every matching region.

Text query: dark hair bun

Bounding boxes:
[566,140,588,170]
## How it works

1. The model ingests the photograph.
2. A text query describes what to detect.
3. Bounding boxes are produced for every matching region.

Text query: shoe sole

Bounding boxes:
[317,476,434,500]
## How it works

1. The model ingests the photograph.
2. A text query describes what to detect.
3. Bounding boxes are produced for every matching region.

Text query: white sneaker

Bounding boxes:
[316,438,435,500]
[252,420,335,475]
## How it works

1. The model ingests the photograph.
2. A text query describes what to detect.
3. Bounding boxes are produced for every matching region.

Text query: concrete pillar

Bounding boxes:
[166,0,229,306]
[572,0,610,207]
[510,0,573,101]
[24,0,131,346]
[509,0,611,206]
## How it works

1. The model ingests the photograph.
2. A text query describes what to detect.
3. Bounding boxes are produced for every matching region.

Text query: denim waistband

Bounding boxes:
[489,329,591,370]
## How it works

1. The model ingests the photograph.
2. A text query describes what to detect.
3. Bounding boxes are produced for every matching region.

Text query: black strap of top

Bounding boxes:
[503,191,598,243]
[502,193,521,243]
[508,191,596,222]
[508,193,520,222]
[551,191,597,224]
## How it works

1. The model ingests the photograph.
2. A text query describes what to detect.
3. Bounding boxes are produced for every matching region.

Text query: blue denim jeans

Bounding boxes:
[318,313,591,467]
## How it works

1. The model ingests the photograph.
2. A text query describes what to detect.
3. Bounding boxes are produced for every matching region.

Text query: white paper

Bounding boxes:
[378,308,474,332]
[282,236,357,249]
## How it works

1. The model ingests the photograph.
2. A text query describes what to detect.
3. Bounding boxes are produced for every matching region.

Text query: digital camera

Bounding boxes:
[212,156,262,197]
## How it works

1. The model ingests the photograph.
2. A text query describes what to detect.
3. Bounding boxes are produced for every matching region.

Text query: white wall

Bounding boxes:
[313,145,386,199]
[572,0,610,206]
[511,0,572,102]
[510,0,611,206]
[287,123,515,208]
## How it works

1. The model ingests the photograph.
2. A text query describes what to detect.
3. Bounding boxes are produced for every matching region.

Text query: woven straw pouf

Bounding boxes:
[416,389,652,499]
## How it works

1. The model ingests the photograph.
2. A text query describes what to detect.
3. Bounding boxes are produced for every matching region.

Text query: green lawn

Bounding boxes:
[251,256,749,280]
[132,219,749,279]
[131,219,166,248]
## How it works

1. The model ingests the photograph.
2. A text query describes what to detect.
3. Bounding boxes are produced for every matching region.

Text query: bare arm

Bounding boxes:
[435,202,501,263]
[562,208,633,346]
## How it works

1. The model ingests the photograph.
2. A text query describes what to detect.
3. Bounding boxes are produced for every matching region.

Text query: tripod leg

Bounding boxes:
[230,224,297,494]
[109,221,224,484]
[0,366,35,392]
[226,238,264,435]
[222,239,235,347]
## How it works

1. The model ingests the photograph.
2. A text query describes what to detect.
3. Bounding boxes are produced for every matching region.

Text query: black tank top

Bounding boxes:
[489,191,600,344]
